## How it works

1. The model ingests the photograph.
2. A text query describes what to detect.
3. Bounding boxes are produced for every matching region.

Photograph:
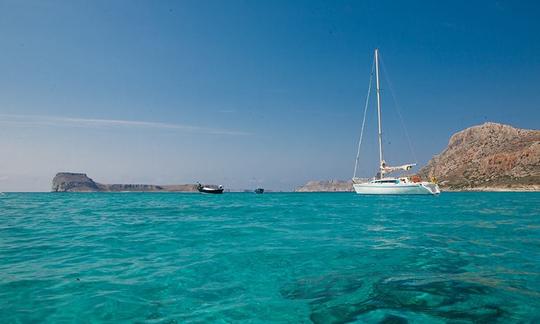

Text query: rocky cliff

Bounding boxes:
[295,180,353,192]
[52,173,101,192]
[51,173,198,192]
[418,122,540,191]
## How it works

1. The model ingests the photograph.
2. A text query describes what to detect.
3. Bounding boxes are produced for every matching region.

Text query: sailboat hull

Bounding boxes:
[353,182,440,195]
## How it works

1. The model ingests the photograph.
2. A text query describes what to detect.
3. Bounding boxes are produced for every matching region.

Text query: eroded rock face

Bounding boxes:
[419,122,540,190]
[52,173,99,192]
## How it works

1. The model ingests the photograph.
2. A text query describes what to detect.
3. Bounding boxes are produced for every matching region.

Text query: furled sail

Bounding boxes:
[380,162,416,174]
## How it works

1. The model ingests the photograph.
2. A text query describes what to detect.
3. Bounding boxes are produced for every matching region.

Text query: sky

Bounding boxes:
[0,0,539,191]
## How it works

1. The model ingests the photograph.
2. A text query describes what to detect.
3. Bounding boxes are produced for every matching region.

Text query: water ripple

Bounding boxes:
[0,192,539,322]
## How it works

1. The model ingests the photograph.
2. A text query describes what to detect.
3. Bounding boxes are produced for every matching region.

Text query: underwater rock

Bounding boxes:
[301,274,510,323]
[280,273,364,304]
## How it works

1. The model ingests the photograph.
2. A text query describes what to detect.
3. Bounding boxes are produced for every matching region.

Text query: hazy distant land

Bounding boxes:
[295,180,354,192]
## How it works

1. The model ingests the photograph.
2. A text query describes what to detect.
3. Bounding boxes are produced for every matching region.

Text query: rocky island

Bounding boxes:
[297,122,540,192]
[51,173,199,192]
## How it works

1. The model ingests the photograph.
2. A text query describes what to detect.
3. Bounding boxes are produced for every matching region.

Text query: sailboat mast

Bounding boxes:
[374,48,384,173]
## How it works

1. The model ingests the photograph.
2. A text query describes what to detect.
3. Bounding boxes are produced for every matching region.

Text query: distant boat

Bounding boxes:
[197,183,224,194]
[254,188,264,194]
[352,49,440,195]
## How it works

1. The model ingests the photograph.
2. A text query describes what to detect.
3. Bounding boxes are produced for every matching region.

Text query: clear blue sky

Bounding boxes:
[0,0,539,191]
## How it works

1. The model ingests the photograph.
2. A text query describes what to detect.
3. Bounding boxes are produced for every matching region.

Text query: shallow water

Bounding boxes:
[1,192,539,323]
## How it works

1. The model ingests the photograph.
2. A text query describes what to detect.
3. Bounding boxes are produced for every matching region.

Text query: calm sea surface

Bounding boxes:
[1,192,539,323]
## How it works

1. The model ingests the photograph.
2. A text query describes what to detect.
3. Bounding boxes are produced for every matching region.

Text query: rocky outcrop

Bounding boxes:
[51,173,199,192]
[295,180,353,192]
[52,173,100,192]
[418,122,540,191]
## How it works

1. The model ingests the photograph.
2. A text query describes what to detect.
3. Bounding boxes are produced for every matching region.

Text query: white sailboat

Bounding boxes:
[352,49,440,195]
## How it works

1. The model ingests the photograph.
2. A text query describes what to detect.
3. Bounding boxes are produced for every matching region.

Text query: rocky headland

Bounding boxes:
[51,173,199,192]
[418,122,540,191]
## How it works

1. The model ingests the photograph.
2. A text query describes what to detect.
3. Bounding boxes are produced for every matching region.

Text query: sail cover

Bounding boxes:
[381,163,416,174]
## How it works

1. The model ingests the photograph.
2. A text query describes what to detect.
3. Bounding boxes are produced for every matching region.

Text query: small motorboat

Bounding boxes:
[197,183,224,194]
[254,188,264,194]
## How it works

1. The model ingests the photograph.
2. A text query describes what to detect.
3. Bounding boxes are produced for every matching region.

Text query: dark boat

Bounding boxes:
[197,183,224,194]
[254,188,264,194]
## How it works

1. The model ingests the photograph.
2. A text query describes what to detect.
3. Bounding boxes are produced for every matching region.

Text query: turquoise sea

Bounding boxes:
[1,192,539,323]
